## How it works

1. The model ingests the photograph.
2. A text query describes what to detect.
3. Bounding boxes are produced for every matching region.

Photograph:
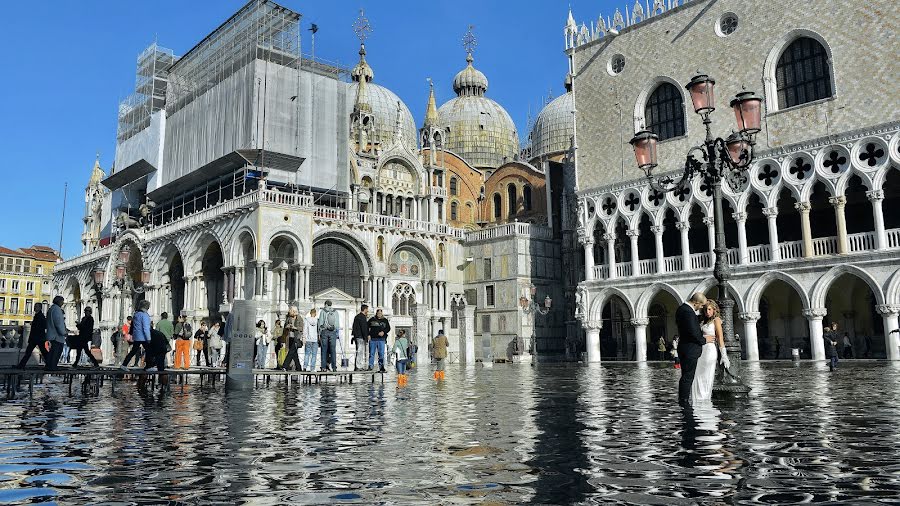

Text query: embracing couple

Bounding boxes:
[676,292,731,406]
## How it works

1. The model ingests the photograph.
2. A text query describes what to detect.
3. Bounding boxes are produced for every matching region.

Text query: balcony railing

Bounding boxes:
[314,208,466,238]
[590,228,899,281]
[464,222,553,242]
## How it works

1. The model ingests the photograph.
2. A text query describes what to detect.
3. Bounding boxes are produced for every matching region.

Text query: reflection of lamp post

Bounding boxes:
[629,73,761,397]
[519,284,552,364]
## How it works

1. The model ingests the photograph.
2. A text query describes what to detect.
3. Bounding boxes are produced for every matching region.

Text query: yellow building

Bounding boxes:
[0,245,60,327]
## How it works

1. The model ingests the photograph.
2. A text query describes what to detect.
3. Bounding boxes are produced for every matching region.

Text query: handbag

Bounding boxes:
[277,346,288,367]
[211,335,223,350]
[193,337,204,351]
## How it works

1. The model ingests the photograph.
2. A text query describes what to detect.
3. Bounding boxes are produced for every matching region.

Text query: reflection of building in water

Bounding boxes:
[571,0,900,363]
[52,2,574,364]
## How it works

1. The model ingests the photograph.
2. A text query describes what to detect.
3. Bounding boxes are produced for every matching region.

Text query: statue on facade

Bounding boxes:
[115,211,140,231]
[576,198,586,230]
[575,287,586,318]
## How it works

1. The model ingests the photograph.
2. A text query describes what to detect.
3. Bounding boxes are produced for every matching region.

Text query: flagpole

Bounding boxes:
[58,182,68,257]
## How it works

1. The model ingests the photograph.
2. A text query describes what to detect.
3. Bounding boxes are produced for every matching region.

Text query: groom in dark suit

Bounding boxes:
[676,292,713,405]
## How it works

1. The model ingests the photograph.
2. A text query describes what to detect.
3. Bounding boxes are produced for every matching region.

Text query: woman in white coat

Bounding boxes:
[255,320,270,369]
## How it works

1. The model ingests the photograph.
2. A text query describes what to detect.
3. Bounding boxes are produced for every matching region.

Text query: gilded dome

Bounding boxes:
[348,82,417,151]
[530,91,574,159]
[438,54,519,168]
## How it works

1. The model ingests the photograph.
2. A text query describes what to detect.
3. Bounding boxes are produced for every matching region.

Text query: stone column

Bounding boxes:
[739,311,761,361]
[803,308,827,361]
[460,306,476,364]
[676,221,691,271]
[584,321,602,363]
[651,225,664,273]
[627,229,640,277]
[733,212,748,264]
[604,233,617,280]
[581,236,595,281]
[183,275,194,310]
[877,304,900,361]
[703,216,716,266]
[631,318,649,362]
[235,267,244,300]
[304,266,311,301]
[763,207,781,261]
[867,190,886,250]
[795,202,813,258]
[830,196,848,254]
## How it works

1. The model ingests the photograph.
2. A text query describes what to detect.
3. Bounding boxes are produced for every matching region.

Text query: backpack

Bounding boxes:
[324,310,337,331]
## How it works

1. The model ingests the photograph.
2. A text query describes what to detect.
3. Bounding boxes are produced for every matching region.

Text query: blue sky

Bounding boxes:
[0,0,617,259]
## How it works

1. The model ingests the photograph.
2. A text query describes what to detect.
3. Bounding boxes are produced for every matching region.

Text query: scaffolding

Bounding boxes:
[165,0,304,117]
[117,44,177,143]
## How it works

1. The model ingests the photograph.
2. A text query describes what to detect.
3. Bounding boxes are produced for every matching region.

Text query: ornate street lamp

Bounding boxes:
[520,284,552,364]
[629,73,762,397]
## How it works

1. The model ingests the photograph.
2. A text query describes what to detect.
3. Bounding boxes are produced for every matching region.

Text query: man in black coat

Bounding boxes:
[676,292,712,406]
[73,307,100,368]
[17,303,48,368]
[351,304,369,371]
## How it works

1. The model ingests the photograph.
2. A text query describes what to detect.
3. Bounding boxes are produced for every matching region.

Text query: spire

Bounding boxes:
[567,8,577,29]
[88,153,105,187]
[351,10,374,113]
[423,78,438,127]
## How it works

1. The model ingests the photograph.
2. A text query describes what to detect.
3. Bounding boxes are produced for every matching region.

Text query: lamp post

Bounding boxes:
[629,73,761,397]
[519,284,552,364]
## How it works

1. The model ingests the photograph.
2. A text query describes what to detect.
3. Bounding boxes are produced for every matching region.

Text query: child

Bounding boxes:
[392,330,409,386]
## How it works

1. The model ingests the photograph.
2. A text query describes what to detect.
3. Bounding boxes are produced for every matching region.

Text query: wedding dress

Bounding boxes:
[691,320,717,405]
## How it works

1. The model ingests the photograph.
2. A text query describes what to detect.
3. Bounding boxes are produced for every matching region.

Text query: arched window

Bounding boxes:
[392,283,416,316]
[450,201,458,221]
[523,185,533,211]
[776,37,832,109]
[449,177,458,196]
[507,184,517,217]
[645,83,685,141]
[493,193,501,219]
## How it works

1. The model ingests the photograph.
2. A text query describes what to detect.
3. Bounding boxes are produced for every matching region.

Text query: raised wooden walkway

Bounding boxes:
[1,366,388,400]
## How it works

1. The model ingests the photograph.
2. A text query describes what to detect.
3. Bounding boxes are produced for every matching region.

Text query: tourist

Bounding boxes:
[672,335,681,369]
[405,331,418,369]
[255,319,270,369]
[351,304,369,371]
[281,307,302,371]
[273,318,284,368]
[209,322,223,367]
[193,321,211,367]
[173,314,192,370]
[657,336,667,361]
[432,329,449,381]
[318,300,340,372]
[675,293,714,406]
[156,312,175,355]
[825,322,839,371]
[303,309,319,372]
[691,300,730,405]
[73,307,100,368]
[145,322,169,373]
[17,303,48,368]
[367,308,391,373]
[392,329,409,386]
[44,296,68,371]
[121,300,152,370]
[842,332,853,359]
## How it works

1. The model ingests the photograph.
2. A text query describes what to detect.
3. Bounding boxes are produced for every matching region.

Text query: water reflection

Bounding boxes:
[1,363,900,503]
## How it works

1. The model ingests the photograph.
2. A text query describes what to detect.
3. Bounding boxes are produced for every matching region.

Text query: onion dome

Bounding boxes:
[530,86,574,159]
[438,52,519,168]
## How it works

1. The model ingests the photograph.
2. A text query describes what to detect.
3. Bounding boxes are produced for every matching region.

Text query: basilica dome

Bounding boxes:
[530,90,574,159]
[437,54,520,169]
[348,44,417,152]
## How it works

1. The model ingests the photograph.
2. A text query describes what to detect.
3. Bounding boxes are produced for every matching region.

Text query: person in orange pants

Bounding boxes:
[432,329,449,381]
[173,314,193,369]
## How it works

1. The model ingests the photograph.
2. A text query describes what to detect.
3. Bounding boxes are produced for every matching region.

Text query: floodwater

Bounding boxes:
[1,362,900,504]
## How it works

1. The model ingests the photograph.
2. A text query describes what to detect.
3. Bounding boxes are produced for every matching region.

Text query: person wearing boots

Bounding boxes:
[432,329,449,381]
[318,300,340,372]
[367,309,391,372]
[17,303,48,368]
[351,305,369,371]
[392,330,409,386]
[281,307,302,371]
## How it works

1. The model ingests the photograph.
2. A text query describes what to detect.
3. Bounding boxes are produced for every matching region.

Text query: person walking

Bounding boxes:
[432,329,449,381]
[672,335,681,369]
[193,321,211,367]
[303,309,319,372]
[825,322,840,371]
[406,331,418,369]
[17,303,48,368]
[145,322,169,373]
[209,322,224,367]
[44,296,68,371]
[273,318,285,368]
[842,332,853,359]
[121,300,152,370]
[318,300,340,372]
[351,305,369,371]
[367,308,391,373]
[73,307,100,368]
[255,320,270,369]
[173,314,193,370]
[657,336,667,361]
[281,307,302,371]
[392,330,410,386]
[156,312,175,360]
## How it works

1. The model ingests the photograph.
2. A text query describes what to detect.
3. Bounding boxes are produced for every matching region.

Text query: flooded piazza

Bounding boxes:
[1,362,899,504]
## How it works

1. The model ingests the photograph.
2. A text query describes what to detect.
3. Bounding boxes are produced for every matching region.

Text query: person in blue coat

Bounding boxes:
[121,299,152,370]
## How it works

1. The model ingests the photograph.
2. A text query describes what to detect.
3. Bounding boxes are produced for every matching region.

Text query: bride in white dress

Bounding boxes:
[691,300,731,405]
